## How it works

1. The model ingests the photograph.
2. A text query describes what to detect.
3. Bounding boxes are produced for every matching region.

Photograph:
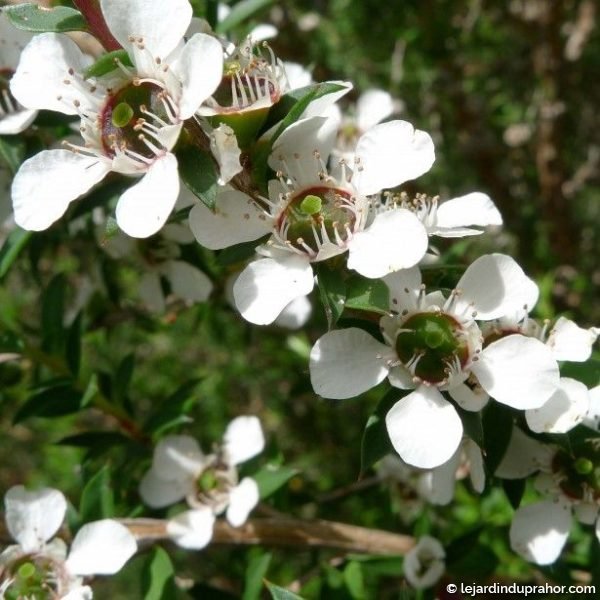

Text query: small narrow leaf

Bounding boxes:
[216,0,274,33]
[84,49,133,79]
[41,273,66,353]
[481,402,514,475]
[216,234,270,266]
[265,582,306,600]
[345,276,389,314]
[0,229,31,281]
[14,383,82,423]
[243,552,272,600]
[253,465,299,499]
[65,312,82,376]
[315,262,346,328]
[79,465,114,522]
[3,4,87,33]
[142,547,178,600]
[177,146,219,210]
[343,561,365,600]
[502,478,526,509]
[0,135,26,173]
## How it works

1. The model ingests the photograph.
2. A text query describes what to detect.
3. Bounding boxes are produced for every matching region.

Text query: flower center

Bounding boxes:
[552,444,600,502]
[395,313,469,384]
[277,186,358,256]
[100,81,170,159]
[2,555,62,600]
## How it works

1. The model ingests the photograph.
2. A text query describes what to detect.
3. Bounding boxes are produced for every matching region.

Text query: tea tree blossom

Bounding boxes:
[404,536,445,589]
[0,13,36,135]
[0,486,136,599]
[139,416,264,549]
[10,0,223,238]
[310,254,560,467]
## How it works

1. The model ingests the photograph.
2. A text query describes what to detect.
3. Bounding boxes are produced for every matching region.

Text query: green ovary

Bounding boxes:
[395,313,468,384]
[553,444,600,501]
[3,556,58,600]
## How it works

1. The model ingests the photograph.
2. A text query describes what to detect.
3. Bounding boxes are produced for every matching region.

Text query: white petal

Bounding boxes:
[233,255,314,325]
[249,24,278,42]
[223,416,265,465]
[10,33,93,115]
[274,295,312,329]
[495,426,552,479]
[0,12,34,66]
[61,586,93,600]
[509,501,571,565]
[116,154,179,238]
[347,209,428,278]
[449,383,489,411]
[382,266,422,313]
[310,328,391,399]
[151,435,206,480]
[189,190,270,250]
[0,108,37,135]
[385,386,463,468]
[209,124,243,184]
[226,478,259,526]
[172,33,223,119]
[139,467,190,508]
[583,385,600,430]
[100,0,191,59]
[356,89,395,132]
[574,502,598,526]
[166,508,215,550]
[5,486,67,552]
[66,520,136,575]
[300,81,352,120]
[404,536,445,589]
[546,317,598,362]
[433,192,502,234]
[164,260,213,304]
[455,254,539,320]
[525,377,590,433]
[12,150,109,231]
[269,117,335,186]
[465,440,485,493]
[473,335,559,409]
[353,120,435,195]
[138,271,165,313]
[421,450,461,505]
[283,62,313,89]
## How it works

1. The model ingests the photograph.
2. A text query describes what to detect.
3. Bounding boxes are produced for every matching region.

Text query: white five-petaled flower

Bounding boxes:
[190,116,435,324]
[10,0,223,238]
[139,416,265,550]
[310,253,560,468]
[403,535,446,589]
[0,12,37,135]
[0,485,136,599]
[509,438,600,565]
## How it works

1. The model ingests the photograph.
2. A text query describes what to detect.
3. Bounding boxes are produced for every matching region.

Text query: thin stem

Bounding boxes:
[73,0,121,52]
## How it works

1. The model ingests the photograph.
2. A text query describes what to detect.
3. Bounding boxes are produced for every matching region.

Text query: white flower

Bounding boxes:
[10,0,223,238]
[139,416,264,549]
[0,13,37,135]
[0,486,136,599]
[404,536,445,589]
[309,254,560,468]
[509,438,600,564]
[190,117,435,324]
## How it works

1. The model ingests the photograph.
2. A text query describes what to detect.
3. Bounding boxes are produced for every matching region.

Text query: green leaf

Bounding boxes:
[216,0,274,33]
[502,478,526,509]
[79,465,114,522]
[455,404,484,448]
[253,464,299,499]
[81,374,99,408]
[315,262,346,328]
[142,547,178,600]
[360,388,408,474]
[343,561,365,599]
[41,273,66,353]
[345,276,389,314]
[0,229,31,281]
[265,582,306,600]
[3,4,87,33]
[14,383,82,423]
[0,135,26,173]
[481,402,514,475]
[84,49,133,79]
[144,379,202,436]
[216,234,271,266]
[58,430,131,449]
[243,552,272,600]
[177,146,219,210]
[65,312,82,376]
[561,359,600,388]
[114,353,135,402]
